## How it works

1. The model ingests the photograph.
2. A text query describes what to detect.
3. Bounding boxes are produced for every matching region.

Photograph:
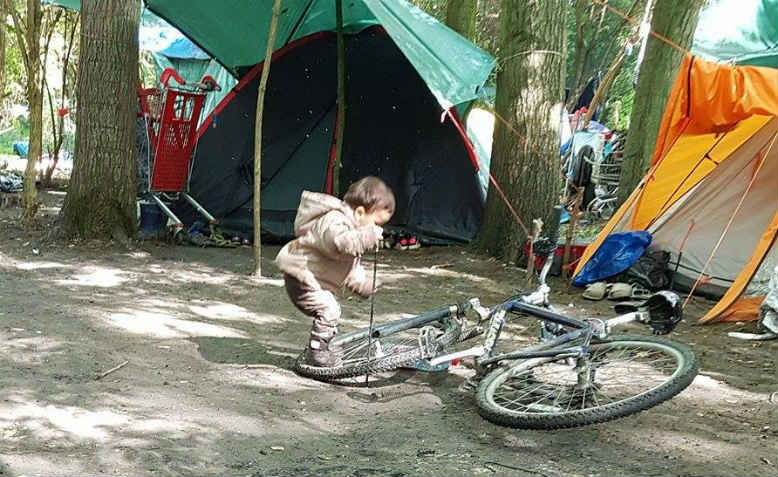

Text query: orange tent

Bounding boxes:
[574,55,778,324]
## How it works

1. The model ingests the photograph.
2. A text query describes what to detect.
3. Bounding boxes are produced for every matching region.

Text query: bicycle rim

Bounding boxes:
[476,334,698,429]
[293,317,461,382]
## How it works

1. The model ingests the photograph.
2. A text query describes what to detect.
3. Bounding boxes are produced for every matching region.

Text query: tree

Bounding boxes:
[478,0,566,264]
[618,0,704,203]
[252,0,283,276]
[7,0,42,223]
[0,1,6,116]
[42,10,78,186]
[61,0,140,240]
[565,0,644,111]
[445,0,477,40]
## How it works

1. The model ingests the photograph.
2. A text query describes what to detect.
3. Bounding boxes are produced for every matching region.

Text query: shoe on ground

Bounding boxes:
[394,237,409,251]
[406,236,421,250]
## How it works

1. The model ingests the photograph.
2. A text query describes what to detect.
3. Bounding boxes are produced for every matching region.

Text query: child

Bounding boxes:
[275,176,395,367]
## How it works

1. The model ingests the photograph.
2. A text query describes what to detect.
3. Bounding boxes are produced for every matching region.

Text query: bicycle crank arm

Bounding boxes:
[428,345,485,366]
[604,311,647,333]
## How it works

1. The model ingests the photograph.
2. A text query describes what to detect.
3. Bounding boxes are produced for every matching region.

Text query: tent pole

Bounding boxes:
[332,0,346,197]
[252,0,283,277]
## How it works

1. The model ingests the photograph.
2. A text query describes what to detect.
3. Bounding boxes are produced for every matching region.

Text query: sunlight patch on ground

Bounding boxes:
[126,418,199,437]
[188,301,287,324]
[0,398,128,441]
[683,373,772,403]
[15,260,73,271]
[225,367,329,393]
[165,269,234,285]
[56,266,132,288]
[615,426,765,464]
[248,276,285,287]
[403,266,488,282]
[104,310,248,339]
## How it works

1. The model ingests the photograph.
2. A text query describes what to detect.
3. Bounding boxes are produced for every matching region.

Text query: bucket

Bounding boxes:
[139,202,167,236]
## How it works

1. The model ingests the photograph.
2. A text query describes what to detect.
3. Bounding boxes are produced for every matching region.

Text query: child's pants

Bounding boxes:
[284,274,341,349]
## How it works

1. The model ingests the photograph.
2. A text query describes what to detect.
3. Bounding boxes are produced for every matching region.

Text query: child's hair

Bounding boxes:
[343,176,396,214]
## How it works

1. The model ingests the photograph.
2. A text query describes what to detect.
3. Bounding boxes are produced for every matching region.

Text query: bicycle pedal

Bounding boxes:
[460,376,481,392]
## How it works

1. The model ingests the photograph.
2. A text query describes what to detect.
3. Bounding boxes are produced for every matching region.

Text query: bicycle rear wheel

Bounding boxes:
[293,314,462,382]
[476,334,698,429]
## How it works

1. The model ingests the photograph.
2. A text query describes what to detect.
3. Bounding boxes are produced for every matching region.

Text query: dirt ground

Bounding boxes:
[1,190,776,477]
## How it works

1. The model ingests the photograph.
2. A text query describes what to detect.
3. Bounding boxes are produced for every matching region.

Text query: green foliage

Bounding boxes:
[0,115,30,154]
[600,50,639,130]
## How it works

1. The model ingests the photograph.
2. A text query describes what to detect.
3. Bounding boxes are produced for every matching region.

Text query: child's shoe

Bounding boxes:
[406,235,421,250]
[305,340,342,367]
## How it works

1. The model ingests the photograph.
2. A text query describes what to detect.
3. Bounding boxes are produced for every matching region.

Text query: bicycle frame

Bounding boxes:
[426,258,650,370]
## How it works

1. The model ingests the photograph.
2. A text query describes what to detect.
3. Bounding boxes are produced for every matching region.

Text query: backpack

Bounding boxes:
[611,249,672,291]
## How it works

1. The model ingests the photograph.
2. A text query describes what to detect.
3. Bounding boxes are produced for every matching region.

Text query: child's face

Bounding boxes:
[355,206,393,227]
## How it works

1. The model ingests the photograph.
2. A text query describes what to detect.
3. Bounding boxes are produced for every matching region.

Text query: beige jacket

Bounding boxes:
[275,191,383,296]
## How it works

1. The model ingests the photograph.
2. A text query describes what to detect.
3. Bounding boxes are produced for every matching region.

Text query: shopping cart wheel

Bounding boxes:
[173,229,187,245]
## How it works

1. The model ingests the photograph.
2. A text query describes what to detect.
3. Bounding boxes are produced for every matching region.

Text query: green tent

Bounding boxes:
[144,0,494,109]
[692,0,778,68]
[47,0,496,109]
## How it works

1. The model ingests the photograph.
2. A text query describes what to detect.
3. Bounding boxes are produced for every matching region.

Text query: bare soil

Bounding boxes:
[1,191,776,477]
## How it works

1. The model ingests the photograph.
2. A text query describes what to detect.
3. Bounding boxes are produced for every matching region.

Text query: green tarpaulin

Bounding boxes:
[692,0,778,68]
[145,0,494,108]
[46,0,495,108]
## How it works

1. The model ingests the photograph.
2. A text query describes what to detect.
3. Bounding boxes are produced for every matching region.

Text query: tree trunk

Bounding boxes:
[252,0,283,277]
[445,0,477,40]
[618,0,703,203]
[61,0,140,240]
[478,0,566,265]
[21,0,42,223]
[332,0,346,197]
[0,0,6,112]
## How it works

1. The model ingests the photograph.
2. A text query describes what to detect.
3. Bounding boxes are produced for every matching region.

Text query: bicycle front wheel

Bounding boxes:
[476,334,698,429]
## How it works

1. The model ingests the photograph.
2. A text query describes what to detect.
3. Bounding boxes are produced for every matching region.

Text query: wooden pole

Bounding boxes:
[252,0,283,277]
[562,188,583,279]
[526,218,543,286]
[332,0,346,197]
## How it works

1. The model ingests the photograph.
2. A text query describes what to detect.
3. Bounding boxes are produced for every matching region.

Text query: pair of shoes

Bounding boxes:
[380,231,398,249]
[607,283,651,301]
[582,282,651,301]
[394,234,421,251]
[583,282,610,300]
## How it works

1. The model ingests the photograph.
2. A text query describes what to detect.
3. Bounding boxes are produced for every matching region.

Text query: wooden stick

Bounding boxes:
[252,0,284,277]
[95,360,128,380]
[562,188,583,279]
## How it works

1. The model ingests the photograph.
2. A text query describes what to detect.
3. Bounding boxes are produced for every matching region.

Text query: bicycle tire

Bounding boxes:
[476,334,698,429]
[293,315,462,382]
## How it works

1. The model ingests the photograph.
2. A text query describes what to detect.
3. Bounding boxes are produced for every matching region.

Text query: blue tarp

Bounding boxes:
[573,231,653,287]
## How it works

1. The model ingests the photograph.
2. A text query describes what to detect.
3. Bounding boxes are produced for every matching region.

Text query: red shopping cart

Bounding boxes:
[137,68,221,241]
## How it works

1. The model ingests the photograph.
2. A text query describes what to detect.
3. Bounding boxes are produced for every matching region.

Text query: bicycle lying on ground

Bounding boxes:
[293,211,698,429]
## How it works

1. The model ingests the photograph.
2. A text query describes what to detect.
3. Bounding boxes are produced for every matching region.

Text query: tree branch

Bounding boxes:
[6,1,31,75]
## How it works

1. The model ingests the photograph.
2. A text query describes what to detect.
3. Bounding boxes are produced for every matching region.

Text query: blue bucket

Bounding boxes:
[139,202,166,236]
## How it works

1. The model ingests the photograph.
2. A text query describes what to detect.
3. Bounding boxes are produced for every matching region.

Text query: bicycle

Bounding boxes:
[293,210,698,429]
